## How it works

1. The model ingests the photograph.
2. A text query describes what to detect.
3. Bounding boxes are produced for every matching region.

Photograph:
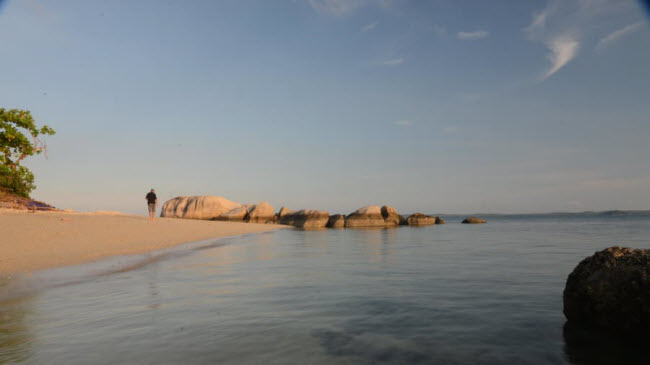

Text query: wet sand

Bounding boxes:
[0,209,287,275]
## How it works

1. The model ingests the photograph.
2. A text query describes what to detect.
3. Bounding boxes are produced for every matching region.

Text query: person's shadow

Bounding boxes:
[563,322,647,364]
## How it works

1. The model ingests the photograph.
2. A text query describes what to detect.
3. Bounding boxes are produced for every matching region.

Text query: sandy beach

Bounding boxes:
[0,209,287,275]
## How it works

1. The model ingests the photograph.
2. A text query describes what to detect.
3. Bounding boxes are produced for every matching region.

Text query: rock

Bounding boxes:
[435,217,446,224]
[462,217,486,224]
[563,246,650,335]
[216,206,248,221]
[406,213,437,226]
[246,201,275,223]
[345,205,400,228]
[398,214,407,226]
[381,205,400,226]
[327,214,346,228]
[345,205,385,228]
[279,209,329,229]
[277,207,293,219]
[160,196,242,220]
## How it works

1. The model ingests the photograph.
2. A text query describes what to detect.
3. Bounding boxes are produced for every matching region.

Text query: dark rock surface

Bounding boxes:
[563,246,650,335]
[327,214,345,228]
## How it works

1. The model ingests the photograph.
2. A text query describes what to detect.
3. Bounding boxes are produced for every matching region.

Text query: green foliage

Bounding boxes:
[0,108,55,197]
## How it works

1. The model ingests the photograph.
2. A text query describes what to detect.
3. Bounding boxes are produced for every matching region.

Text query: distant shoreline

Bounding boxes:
[0,209,287,276]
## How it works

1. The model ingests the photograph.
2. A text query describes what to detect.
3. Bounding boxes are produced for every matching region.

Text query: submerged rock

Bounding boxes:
[406,213,437,226]
[160,196,242,220]
[279,209,329,229]
[563,246,650,335]
[462,217,486,224]
[327,214,346,228]
[246,202,276,223]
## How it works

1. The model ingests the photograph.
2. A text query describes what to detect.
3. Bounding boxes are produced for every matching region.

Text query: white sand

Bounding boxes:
[0,209,286,275]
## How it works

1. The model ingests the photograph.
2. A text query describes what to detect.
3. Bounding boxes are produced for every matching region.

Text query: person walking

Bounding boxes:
[146,188,157,221]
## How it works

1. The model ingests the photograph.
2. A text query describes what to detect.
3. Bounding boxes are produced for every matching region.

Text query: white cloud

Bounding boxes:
[524,0,640,81]
[543,36,579,79]
[394,120,412,127]
[456,30,489,40]
[597,21,643,49]
[382,58,404,66]
[362,21,378,32]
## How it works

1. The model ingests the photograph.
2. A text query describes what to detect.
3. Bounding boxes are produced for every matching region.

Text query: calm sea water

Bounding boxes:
[1,214,650,364]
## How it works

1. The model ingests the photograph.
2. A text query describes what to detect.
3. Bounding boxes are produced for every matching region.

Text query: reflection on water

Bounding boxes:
[1,216,649,364]
[0,296,33,363]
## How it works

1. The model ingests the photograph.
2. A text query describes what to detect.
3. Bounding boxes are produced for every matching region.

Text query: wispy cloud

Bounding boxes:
[362,21,378,32]
[543,36,579,79]
[456,30,489,40]
[394,120,412,127]
[524,0,640,81]
[597,21,643,49]
[382,58,404,66]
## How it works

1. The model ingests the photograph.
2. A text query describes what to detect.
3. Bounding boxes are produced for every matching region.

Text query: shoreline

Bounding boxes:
[0,209,288,276]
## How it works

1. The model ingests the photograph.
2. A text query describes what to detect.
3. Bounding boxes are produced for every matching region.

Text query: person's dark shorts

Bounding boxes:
[148,203,156,213]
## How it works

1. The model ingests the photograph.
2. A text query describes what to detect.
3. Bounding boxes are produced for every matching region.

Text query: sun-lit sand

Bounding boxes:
[0,209,287,275]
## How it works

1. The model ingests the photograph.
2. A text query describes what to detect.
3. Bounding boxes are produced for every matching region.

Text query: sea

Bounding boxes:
[1,212,649,364]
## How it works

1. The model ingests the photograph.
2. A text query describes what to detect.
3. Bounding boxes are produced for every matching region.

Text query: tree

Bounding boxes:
[0,108,55,197]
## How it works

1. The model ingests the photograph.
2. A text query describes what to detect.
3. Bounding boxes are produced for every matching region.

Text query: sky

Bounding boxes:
[1,0,649,214]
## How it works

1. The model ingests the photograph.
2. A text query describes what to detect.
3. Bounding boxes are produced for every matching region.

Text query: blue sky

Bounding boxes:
[1,0,649,214]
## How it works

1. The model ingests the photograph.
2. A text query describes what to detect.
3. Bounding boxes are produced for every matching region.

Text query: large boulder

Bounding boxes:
[327,214,346,229]
[381,205,400,226]
[563,246,650,335]
[160,196,242,220]
[435,217,446,224]
[279,209,329,229]
[216,206,248,221]
[277,207,293,219]
[246,202,276,223]
[406,213,437,226]
[462,217,486,224]
[345,205,386,228]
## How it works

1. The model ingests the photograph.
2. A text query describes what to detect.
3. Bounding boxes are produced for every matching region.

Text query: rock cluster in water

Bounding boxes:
[161,196,481,229]
[563,246,650,335]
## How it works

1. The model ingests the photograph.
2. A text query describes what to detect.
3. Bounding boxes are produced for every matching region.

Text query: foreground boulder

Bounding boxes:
[563,246,650,335]
[246,202,276,223]
[279,209,329,229]
[327,214,345,228]
[406,213,437,226]
[462,217,486,224]
[161,196,242,220]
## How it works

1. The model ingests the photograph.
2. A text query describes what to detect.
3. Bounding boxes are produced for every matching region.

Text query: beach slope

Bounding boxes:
[0,210,286,275]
